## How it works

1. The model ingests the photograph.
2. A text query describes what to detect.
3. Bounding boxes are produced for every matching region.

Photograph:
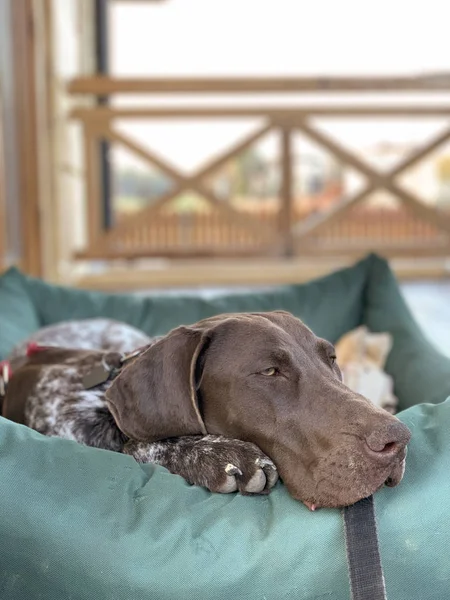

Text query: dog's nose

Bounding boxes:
[365,420,411,457]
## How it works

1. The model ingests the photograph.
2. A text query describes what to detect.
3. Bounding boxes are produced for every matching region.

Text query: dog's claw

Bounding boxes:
[225,463,243,477]
[303,501,317,511]
[256,457,275,468]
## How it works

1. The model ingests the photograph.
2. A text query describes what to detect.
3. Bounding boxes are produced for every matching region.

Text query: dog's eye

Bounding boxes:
[330,355,337,365]
[260,367,278,376]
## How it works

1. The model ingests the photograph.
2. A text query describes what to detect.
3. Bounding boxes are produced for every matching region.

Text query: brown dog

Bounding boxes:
[2,311,411,508]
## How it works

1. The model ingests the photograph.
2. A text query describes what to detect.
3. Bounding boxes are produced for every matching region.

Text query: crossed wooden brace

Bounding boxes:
[100,122,277,240]
[85,117,450,249]
[284,117,450,238]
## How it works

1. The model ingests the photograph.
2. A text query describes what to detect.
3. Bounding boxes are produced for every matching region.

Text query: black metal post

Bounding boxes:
[94,0,113,229]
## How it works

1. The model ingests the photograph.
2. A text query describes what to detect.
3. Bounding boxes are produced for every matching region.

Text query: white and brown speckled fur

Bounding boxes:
[9,318,153,359]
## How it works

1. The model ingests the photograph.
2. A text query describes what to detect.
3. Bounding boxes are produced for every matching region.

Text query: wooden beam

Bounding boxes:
[102,125,275,239]
[10,0,44,277]
[389,125,450,177]
[191,184,275,240]
[103,127,184,184]
[109,180,274,241]
[83,123,103,247]
[105,124,273,182]
[279,126,294,256]
[73,258,346,290]
[294,183,378,238]
[71,257,450,292]
[294,124,450,239]
[104,122,272,187]
[35,0,59,281]
[67,74,450,95]
[188,122,273,182]
[293,118,450,234]
[296,242,450,259]
[75,245,274,261]
[71,106,450,120]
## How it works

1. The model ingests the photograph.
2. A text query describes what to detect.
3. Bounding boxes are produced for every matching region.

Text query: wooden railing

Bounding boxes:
[68,75,450,260]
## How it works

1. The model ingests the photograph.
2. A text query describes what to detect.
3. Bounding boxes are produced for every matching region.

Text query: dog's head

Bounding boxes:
[106,311,411,508]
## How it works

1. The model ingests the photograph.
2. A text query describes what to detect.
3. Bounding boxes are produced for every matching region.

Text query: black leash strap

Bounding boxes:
[343,496,387,600]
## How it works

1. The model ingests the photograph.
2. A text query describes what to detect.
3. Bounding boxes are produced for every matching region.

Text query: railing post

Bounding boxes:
[83,122,102,248]
[280,124,295,256]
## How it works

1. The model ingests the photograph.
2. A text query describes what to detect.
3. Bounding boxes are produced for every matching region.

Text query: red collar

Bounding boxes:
[26,342,53,356]
[0,343,51,397]
[0,342,149,396]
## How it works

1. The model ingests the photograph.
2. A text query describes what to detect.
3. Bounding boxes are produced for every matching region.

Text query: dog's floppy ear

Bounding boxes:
[105,326,209,442]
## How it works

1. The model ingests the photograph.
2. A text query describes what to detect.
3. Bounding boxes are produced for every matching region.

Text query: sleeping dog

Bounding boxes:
[1,312,411,509]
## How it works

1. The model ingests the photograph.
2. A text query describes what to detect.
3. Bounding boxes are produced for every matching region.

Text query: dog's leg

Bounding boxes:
[124,435,279,495]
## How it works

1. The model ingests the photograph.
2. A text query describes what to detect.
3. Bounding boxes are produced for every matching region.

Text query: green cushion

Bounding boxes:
[1,398,449,600]
[363,257,450,409]
[1,255,449,410]
[0,260,368,347]
[0,268,41,360]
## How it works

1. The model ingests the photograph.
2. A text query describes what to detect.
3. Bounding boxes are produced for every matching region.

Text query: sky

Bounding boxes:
[111,0,450,77]
[109,0,450,178]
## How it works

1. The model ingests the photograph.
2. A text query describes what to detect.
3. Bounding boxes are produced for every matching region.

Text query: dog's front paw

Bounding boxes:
[125,435,279,495]
[193,436,279,494]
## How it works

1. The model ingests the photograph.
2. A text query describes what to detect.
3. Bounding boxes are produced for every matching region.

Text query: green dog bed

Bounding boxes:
[1,399,448,600]
[0,253,448,410]
[0,254,449,599]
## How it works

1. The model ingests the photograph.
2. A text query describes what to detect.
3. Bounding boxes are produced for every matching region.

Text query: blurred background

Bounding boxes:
[0,0,449,348]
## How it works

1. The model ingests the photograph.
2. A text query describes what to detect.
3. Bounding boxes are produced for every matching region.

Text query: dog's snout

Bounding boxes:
[365,420,411,457]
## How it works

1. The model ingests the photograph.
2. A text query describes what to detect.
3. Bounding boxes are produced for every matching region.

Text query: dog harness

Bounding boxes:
[81,347,148,390]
